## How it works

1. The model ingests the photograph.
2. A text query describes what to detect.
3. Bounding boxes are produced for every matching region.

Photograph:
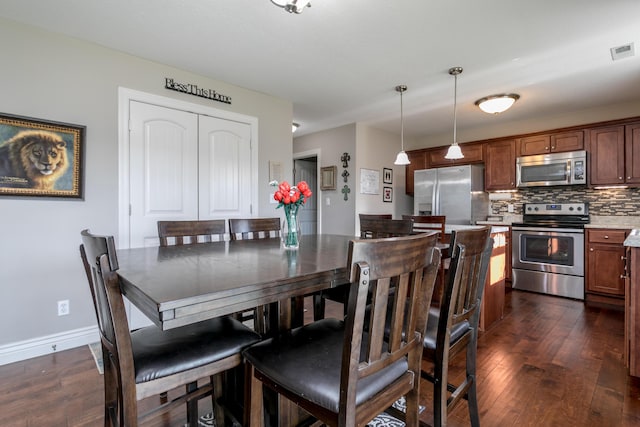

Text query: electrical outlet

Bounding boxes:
[507,204,514,213]
[58,300,70,316]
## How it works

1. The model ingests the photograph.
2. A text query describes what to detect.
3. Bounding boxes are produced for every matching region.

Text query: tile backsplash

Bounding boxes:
[491,187,640,216]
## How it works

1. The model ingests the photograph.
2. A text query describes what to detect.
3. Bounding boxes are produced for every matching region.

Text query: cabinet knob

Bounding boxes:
[545,147,549,150]
[604,235,609,239]
[619,177,623,180]
[590,247,594,251]
[622,256,627,261]
[621,274,626,279]
[628,176,632,180]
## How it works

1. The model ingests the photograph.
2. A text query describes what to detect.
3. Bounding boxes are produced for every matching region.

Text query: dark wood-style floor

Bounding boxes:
[1,289,639,426]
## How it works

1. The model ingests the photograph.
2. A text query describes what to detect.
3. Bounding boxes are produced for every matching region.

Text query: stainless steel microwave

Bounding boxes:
[516,150,587,187]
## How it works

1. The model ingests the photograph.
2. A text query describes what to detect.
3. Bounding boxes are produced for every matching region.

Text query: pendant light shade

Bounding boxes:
[394,85,411,166]
[444,67,465,160]
[475,94,520,114]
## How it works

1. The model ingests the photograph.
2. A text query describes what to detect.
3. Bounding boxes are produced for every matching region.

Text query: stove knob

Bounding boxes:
[534,207,539,211]
[577,206,582,211]
[569,207,574,211]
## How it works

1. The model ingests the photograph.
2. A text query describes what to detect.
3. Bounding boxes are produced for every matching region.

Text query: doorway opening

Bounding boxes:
[294,151,320,234]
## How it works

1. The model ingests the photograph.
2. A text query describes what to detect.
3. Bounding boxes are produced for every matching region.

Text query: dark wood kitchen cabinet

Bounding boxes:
[588,123,640,187]
[625,244,640,377]
[586,228,629,307]
[427,142,484,168]
[517,130,584,156]
[484,139,516,191]
[404,150,427,195]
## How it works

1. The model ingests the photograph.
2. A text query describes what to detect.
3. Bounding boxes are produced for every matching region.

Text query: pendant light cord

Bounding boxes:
[453,72,457,145]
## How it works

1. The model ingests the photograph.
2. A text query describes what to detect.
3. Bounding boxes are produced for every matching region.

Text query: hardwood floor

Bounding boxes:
[1,289,639,426]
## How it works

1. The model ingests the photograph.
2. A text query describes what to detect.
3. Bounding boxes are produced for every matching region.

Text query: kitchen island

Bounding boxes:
[624,230,640,377]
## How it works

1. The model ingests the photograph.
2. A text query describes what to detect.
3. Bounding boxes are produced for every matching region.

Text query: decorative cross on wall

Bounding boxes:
[341,152,350,168]
[342,169,350,182]
[341,185,350,201]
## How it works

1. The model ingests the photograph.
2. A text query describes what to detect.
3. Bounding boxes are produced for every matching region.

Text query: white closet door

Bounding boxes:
[198,115,252,219]
[129,101,199,248]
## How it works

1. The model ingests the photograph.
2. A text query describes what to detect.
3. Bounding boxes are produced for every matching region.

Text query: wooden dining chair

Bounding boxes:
[313,217,415,321]
[157,219,227,245]
[359,217,414,238]
[391,227,492,427]
[80,229,261,427]
[403,215,449,293]
[228,218,281,241]
[228,218,282,334]
[243,233,441,427]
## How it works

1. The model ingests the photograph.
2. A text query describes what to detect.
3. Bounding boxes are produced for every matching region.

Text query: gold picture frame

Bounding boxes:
[0,113,85,199]
[320,165,337,190]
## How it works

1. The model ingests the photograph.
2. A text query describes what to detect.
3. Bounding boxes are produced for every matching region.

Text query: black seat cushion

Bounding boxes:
[132,316,261,383]
[243,318,408,413]
[423,307,470,350]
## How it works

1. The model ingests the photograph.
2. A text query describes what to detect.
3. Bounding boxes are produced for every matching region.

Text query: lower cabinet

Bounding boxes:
[479,231,507,331]
[585,228,629,307]
[626,245,640,377]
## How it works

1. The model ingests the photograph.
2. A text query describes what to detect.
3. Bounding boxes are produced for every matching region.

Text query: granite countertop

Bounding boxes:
[624,229,640,247]
[587,215,640,230]
[446,224,510,234]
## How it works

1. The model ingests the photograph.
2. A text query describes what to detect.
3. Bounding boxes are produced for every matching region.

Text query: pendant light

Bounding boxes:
[445,67,464,160]
[271,0,311,14]
[393,85,410,165]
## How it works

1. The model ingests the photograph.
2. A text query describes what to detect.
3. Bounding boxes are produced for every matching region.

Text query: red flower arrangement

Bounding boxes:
[270,180,312,248]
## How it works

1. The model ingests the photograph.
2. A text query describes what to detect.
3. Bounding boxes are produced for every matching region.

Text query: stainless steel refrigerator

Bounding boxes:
[413,164,489,225]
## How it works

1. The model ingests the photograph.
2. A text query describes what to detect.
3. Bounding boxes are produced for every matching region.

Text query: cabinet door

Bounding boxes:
[551,130,584,152]
[518,135,550,156]
[587,125,625,186]
[626,123,640,185]
[485,139,516,191]
[587,242,626,296]
[428,143,484,168]
[405,150,427,195]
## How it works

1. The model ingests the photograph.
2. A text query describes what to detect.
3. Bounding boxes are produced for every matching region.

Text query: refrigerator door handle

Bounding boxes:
[433,179,440,215]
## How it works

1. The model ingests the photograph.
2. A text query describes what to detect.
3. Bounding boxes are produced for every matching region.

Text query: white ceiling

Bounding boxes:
[2,0,640,140]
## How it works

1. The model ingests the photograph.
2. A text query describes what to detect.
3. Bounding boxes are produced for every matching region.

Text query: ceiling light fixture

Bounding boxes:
[474,94,520,114]
[445,67,464,160]
[292,122,299,133]
[271,0,311,14]
[393,85,410,166]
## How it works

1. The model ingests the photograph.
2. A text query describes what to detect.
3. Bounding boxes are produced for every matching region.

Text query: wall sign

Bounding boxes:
[165,77,232,105]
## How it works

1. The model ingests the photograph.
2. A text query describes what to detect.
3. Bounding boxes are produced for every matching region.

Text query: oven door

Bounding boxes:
[512,227,584,276]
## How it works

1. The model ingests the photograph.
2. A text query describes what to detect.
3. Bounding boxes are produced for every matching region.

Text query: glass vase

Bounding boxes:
[282,210,301,250]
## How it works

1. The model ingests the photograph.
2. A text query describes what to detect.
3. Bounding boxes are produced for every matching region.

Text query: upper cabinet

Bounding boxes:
[588,122,640,187]
[485,139,516,191]
[405,150,428,196]
[517,130,584,156]
[428,142,484,168]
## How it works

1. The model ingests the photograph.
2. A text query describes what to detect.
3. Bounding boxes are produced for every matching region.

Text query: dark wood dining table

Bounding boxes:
[116,234,353,331]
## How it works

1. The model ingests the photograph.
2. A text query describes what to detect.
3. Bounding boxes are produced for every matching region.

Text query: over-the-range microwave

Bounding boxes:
[516,150,587,187]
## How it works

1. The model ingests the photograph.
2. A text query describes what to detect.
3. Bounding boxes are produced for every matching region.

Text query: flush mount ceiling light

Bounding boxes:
[271,0,311,14]
[393,85,410,166]
[292,122,300,133]
[474,94,520,114]
[445,67,464,160]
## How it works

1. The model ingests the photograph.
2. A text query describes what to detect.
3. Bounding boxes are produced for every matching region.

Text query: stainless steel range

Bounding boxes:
[511,202,589,300]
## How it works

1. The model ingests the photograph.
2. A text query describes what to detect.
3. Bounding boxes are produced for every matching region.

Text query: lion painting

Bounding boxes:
[0,130,69,190]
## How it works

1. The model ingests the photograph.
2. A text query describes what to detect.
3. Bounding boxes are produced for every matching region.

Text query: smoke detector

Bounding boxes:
[610,43,635,61]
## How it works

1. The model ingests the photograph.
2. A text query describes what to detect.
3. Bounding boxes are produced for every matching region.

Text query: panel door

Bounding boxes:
[129,101,199,248]
[198,115,252,219]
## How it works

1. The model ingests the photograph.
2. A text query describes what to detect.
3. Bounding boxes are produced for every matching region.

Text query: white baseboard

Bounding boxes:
[0,326,100,366]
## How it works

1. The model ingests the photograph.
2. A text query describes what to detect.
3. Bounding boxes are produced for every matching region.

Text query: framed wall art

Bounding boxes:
[320,165,337,190]
[383,167,393,184]
[0,113,85,199]
[360,168,379,195]
[383,186,393,202]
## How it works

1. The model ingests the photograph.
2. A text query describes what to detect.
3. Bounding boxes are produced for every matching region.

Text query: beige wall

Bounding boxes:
[0,18,291,349]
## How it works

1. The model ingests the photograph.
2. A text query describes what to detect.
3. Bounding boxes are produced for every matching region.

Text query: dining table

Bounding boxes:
[116,234,353,332]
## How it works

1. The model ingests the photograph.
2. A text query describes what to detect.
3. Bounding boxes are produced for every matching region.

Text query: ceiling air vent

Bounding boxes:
[610,43,635,61]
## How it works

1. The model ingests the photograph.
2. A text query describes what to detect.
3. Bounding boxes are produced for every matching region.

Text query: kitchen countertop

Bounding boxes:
[624,229,640,248]
[446,224,509,234]
[587,215,640,229]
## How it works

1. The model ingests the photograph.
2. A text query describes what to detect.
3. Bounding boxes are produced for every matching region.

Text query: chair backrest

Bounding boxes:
[403,215,446,242]
[341,233,441,422]
[79,229,133,394]
[157,220,226,246]
[438,227,493,354]
[359,217,414,238]
[358,213,392,221]
[228,218,281,240]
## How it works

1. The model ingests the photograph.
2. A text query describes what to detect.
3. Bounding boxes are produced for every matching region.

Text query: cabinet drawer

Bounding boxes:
[588,229,627,244]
